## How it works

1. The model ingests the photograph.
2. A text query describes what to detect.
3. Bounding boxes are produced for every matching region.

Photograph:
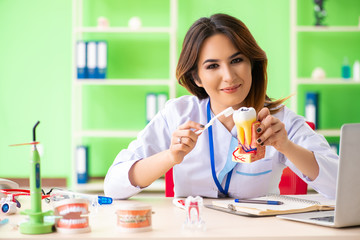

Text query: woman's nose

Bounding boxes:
[222,65,235,82]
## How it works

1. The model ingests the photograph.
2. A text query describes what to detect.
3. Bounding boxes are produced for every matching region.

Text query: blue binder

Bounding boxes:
[157,93,168,112]
[146,93,157,123]
[86,41,97,78]
[305,92,319,129]
[76,146,88,184]
[96,41,107,79]
[76,41,86,79]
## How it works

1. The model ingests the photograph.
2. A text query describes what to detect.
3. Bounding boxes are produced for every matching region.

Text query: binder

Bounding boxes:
[76,41,86,79]
[305,92,318,129]
[157,93,167,112]
[76,146,88,184]
[86,41,97,78]
[96,41,107,79]
[146,93,157,123]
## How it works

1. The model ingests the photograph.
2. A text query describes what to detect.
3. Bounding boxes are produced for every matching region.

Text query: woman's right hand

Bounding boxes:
[169,121,204,165]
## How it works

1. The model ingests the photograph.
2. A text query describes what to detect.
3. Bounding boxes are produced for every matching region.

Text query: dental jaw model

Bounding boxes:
[232,107,265,163]
[53,199,90,234]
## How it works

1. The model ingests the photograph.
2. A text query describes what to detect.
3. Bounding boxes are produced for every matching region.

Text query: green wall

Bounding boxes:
[1,0,357,182]
[0,0,72,179]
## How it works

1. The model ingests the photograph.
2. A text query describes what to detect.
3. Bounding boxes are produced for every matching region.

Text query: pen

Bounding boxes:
[234,199,283,205]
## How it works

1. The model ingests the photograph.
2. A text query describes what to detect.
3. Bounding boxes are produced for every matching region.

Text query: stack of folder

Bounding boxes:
[146,93,168,122]
[76,41,107,79]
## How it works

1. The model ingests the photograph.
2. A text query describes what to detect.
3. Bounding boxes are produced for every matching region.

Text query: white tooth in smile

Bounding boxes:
[59,206,87,216]
[59,218,87,225]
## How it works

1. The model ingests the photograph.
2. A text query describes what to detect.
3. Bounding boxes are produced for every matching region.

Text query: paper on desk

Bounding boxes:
[211,194,335,216]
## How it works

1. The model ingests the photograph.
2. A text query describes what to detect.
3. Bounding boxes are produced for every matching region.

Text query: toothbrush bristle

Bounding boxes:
[223,107,234,117]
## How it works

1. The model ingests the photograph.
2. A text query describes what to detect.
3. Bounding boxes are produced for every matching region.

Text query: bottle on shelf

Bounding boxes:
[341,57,351,80]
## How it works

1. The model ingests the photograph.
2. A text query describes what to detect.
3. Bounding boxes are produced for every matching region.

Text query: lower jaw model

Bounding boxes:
[54,199,91,234]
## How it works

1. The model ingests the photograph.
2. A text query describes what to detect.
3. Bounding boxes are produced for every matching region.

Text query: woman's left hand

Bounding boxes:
[256,107,291,153]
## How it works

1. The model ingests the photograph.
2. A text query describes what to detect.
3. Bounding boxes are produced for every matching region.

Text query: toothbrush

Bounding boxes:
[196,107,234,134]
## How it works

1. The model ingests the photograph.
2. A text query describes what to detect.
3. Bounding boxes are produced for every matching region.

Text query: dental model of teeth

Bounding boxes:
[116,203,152,232]
[53,199,91,234]
[232,107,265,163]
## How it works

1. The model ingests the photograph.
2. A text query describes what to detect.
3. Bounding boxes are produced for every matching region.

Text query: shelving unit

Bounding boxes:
[71,0,178,192]
[290,0,360,138]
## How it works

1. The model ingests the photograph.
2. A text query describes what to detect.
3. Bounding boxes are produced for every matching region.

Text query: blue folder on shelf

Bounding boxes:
[146,93,157,123]
[305,92,318,129]
[96,41,107,79]
[86,41,97,79]
[76,146,88,184]
[76,41,86,79]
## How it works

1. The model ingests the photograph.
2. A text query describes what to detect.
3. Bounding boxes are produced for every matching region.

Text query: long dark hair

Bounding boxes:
[176,13,286,114]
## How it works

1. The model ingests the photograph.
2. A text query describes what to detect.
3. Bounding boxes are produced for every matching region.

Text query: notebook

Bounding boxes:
[208,194,334,217]
[277,123,360,228]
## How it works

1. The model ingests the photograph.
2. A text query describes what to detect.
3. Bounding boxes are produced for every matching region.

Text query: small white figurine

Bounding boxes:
[97,16,109,29]
[128,16,142,30]
[183,196,206,231]
[311,67,326,81]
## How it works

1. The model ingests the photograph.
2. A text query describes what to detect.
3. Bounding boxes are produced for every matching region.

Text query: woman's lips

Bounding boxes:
[221,84,240,94]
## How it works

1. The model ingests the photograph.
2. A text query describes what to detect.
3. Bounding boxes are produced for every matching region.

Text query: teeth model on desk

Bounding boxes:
[116,203,152,232]
[232,107,265,163]
[53,199,91,234]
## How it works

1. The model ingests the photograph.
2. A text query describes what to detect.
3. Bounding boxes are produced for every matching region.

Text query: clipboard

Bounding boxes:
[204,204,267,217]
[207,194,335,217]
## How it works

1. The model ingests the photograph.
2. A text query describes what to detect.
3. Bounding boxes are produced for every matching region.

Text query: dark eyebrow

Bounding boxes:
[229,52,242,59]
[202,51,242,65]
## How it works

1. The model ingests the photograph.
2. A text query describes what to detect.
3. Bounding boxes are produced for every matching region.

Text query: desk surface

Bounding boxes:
[1,193,360,240]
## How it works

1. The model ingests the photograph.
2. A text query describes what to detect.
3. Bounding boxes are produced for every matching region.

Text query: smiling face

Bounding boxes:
[196,33,252,115]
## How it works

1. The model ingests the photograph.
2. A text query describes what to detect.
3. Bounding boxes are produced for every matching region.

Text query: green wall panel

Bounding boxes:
[82,85,169,130]
[0,0,72,178]
[82,137,135,177]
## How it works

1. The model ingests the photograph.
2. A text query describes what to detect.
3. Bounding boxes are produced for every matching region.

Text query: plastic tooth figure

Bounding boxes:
[232,107,265,163]
[183,196,206,231]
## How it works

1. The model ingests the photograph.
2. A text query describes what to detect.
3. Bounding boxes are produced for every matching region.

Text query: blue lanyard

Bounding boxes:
[207,101,233,196]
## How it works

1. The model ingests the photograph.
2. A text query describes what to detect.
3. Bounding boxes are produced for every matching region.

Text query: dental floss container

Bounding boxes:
[116,203,152,232]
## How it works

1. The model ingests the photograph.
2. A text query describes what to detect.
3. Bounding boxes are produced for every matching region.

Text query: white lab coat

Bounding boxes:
[104,95,338,199]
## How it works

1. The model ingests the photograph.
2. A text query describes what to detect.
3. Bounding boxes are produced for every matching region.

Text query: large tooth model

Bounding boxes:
[232,107,265,163]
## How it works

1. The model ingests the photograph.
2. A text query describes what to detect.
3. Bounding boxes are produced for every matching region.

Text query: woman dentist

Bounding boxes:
[104,14,338,199]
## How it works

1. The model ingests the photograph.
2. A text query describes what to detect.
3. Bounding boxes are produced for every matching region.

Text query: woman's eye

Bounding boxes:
[231,58,243,64]
[206,64,219,69]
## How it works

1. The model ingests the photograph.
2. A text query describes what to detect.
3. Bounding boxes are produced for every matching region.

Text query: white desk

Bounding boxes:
[1,194,360,239]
